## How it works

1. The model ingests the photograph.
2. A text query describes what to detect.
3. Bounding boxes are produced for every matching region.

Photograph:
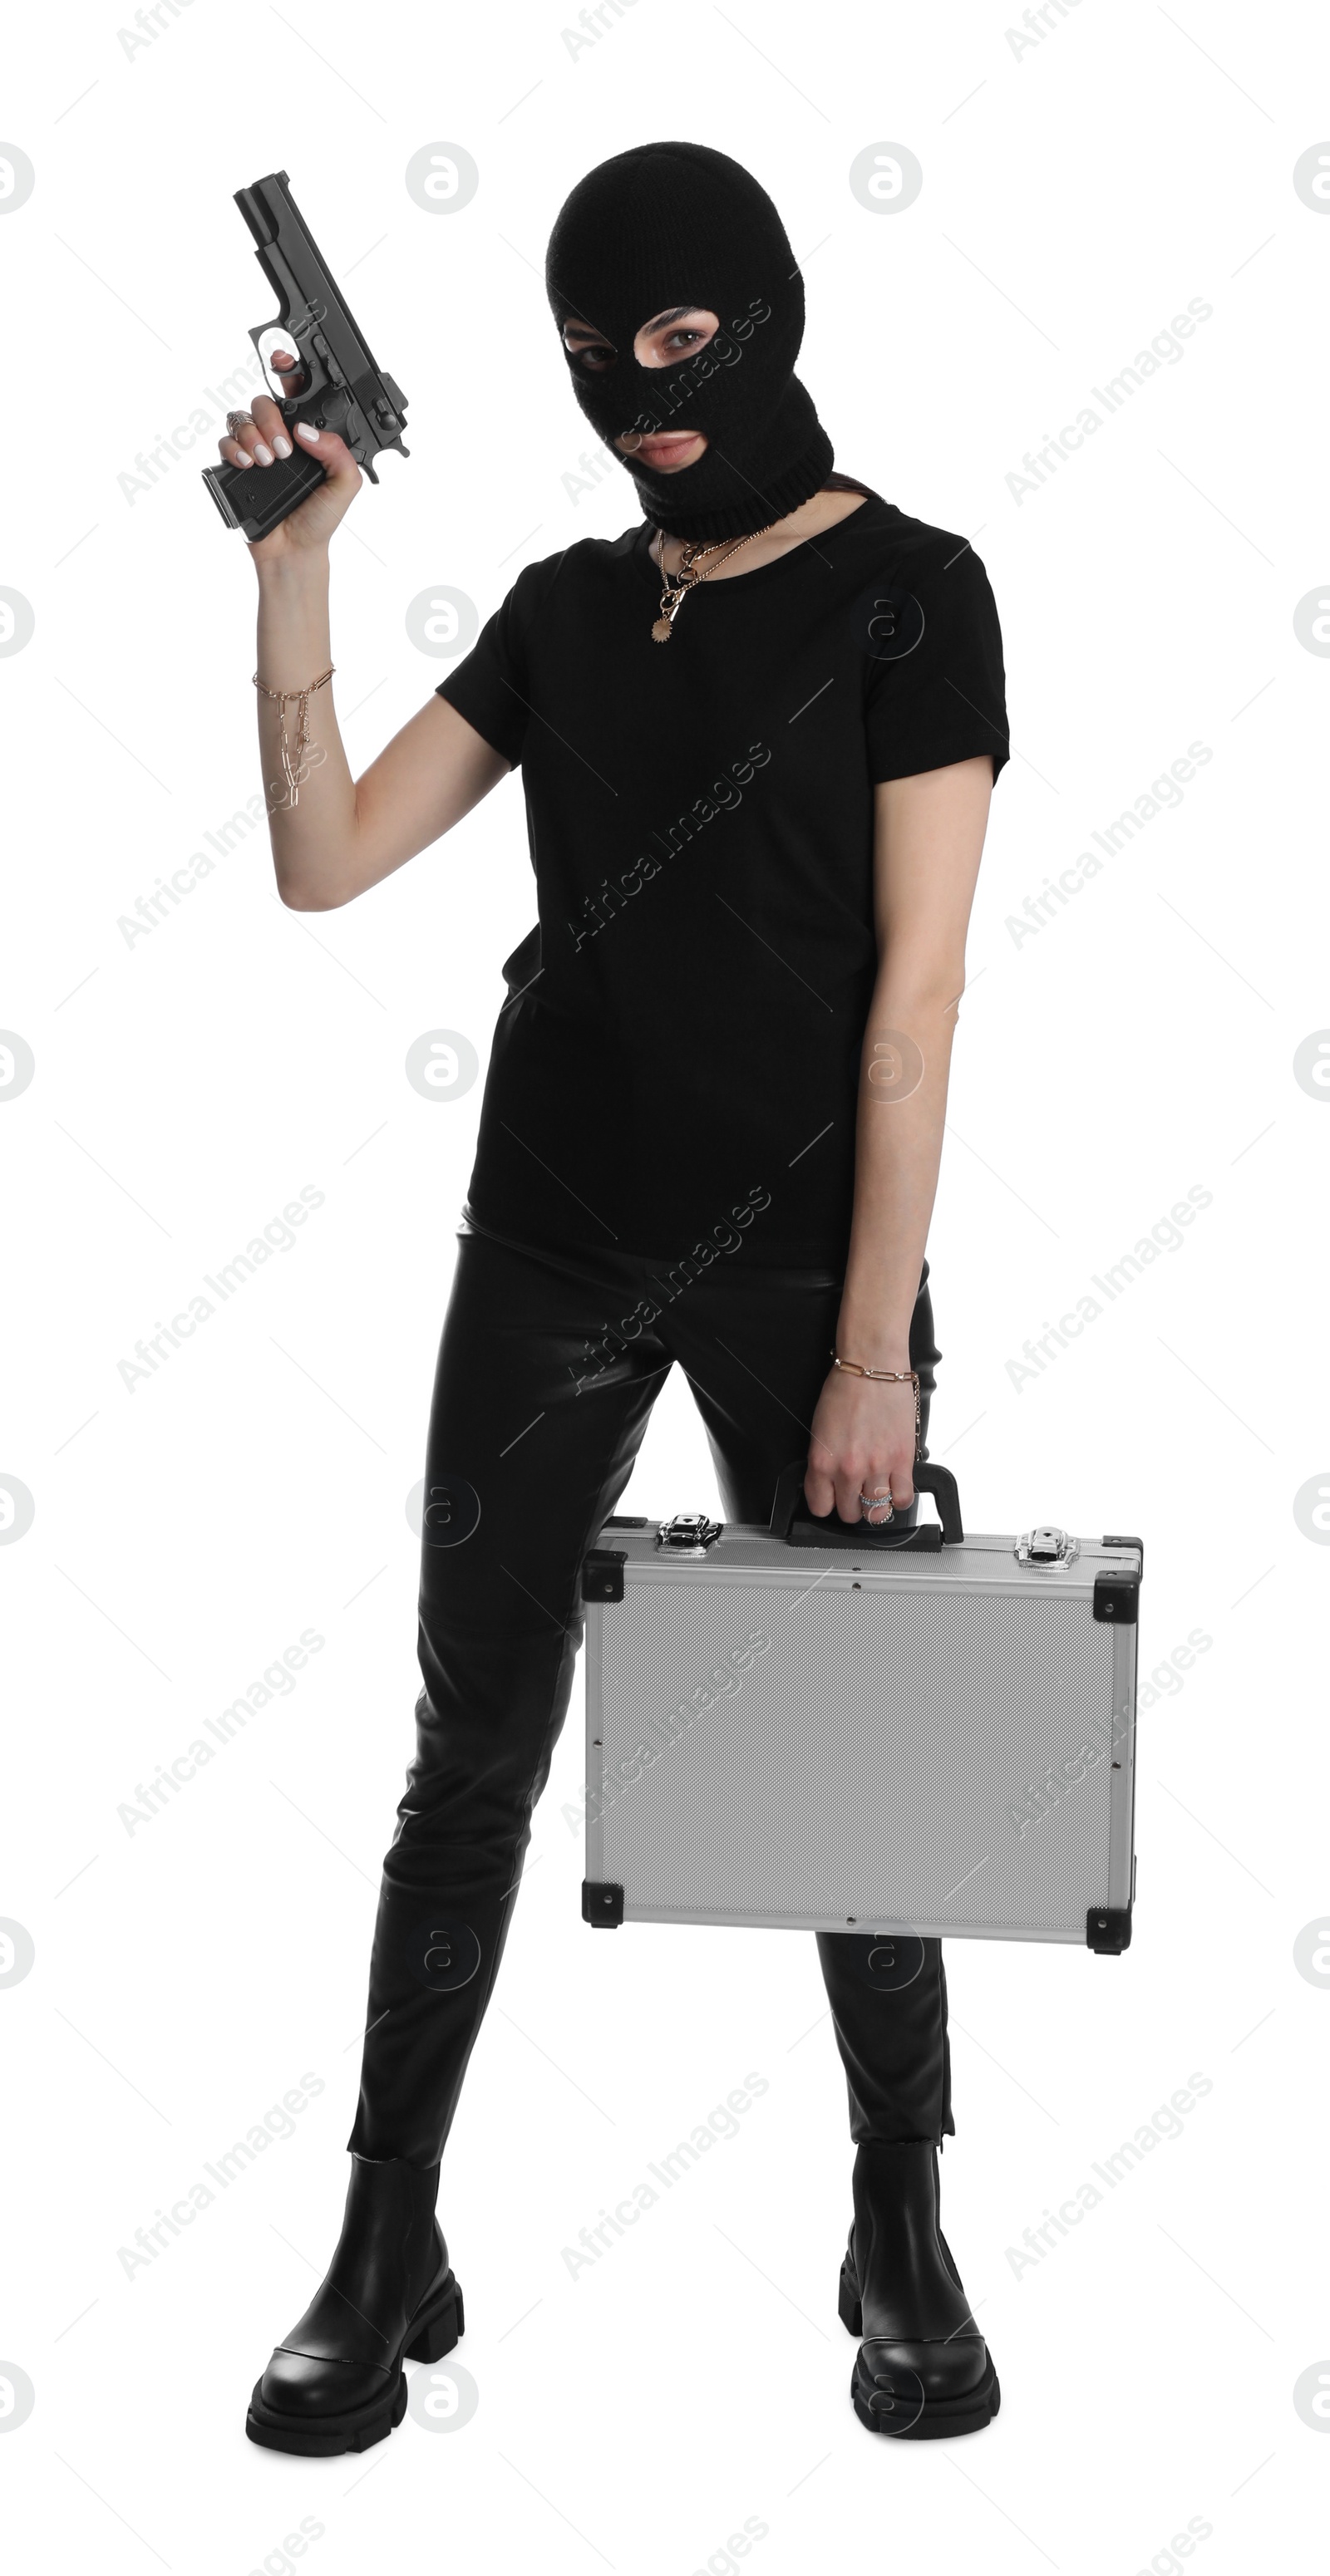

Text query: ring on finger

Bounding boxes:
[859,1488,894,1518]
[225,410,255,431]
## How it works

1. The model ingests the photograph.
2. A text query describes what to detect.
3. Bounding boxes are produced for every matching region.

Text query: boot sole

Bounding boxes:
[840,2259,1000,2440]
[244,2274,464,2456]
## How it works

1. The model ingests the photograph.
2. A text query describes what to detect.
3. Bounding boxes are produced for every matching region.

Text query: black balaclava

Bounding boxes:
[544,140,834,544]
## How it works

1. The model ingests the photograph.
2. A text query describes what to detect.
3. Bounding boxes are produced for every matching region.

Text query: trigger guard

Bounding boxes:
[248,315,323,400]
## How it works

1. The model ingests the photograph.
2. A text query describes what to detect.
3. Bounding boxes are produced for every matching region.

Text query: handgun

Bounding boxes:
[201,169,409,542]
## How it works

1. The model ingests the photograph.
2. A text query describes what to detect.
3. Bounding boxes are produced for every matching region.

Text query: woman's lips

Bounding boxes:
[627,430,706,469]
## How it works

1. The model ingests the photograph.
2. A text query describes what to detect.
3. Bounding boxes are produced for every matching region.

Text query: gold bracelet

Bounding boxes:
[253,663,334,809]
[830,1350,923,1463]
[829,1349,918,1388]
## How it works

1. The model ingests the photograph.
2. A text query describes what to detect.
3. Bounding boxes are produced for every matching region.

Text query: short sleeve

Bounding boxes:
[434,578,530,769]
[861,539,1009,788]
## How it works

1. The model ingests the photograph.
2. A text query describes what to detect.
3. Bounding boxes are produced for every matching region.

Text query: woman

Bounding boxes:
[230,140,1009,2453]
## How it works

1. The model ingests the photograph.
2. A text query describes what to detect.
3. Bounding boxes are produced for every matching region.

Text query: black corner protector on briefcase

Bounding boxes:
[1086,1905,1132,1953]
[1092,1569,1140,1624]
[581,1548,627,1603]
[583,1880,625,1927]
[769,1458,964,1552]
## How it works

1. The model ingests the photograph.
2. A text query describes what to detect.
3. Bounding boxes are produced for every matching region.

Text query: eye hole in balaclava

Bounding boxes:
[563,306,721,385]
[544,140,834,545]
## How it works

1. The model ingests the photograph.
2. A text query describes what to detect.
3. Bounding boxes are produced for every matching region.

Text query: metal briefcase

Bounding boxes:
[579,1461,1141,1953]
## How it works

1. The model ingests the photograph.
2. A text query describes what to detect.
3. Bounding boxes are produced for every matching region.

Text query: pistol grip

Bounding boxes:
[200,440,326,540]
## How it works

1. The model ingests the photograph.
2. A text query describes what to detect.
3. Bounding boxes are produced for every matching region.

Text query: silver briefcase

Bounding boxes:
[579,1462,1141,1953]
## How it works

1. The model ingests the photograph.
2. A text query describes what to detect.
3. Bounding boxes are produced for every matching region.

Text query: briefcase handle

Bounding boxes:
[770,1458,964,1553]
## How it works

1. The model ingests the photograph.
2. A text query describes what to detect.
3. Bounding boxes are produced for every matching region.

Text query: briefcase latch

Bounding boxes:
[656,1512,722,1556]
[1015,1525,1080,1570]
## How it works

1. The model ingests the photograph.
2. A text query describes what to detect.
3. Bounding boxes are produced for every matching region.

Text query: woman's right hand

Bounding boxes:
[216,348,363,563]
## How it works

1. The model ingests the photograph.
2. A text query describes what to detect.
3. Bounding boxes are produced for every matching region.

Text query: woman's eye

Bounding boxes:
[573,344,614,372]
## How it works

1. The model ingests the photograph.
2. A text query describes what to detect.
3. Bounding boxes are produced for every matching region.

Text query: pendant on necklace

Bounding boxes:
[651,616,673,643]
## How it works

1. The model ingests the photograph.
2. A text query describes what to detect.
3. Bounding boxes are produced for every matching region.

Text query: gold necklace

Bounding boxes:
[651,522,776,642]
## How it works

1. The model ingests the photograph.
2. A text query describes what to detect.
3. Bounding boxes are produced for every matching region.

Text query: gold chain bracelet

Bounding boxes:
[829,1350,923,1462]
[829,1350,918,1385]
[253,663,334,809]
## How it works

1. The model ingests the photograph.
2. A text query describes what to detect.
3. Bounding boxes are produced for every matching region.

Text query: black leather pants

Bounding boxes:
[347,1219,954,2170]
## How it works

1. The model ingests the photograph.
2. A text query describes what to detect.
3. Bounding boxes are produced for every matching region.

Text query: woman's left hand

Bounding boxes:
[804,1364,917,1525]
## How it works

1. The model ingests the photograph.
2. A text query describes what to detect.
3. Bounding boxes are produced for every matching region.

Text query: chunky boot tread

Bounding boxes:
[840,2142,999,2441]
[402,2275,463,2365]
[246,2276,463,2455]
[246,2367,410,2456]
[851,2348,1001,2440]
[245,2154,463,2456]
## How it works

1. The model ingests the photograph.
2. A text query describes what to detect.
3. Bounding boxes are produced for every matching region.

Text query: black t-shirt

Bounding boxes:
[435,489,1008,1271]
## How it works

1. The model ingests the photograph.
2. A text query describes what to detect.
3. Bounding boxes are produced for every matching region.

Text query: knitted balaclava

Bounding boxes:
[544,140,833,543]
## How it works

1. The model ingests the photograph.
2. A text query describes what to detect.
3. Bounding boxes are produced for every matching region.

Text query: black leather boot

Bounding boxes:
[839,2140,998,2439]
[246,2153,464,2456]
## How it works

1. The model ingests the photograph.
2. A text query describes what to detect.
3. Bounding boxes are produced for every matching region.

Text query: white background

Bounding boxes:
[2,2,1328,2569]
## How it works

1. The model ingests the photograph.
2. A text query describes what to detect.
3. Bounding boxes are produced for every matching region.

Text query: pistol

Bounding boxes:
[201,169,409,542]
